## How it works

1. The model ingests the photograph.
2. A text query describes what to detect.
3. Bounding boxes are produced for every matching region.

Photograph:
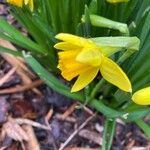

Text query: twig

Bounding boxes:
[15,118,51,131]
[0,40,41,95]
[45,108,53,127]
[0,67,16,86]
[55,114,76,123]
[59,113,96,150]
[0,80,43,94]
[60,102,77,120]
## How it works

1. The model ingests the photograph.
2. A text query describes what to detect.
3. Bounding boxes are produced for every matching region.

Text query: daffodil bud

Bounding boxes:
[82,14,129,35]
[132,87,150,105]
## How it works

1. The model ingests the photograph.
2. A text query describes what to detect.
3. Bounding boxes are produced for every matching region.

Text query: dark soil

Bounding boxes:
[0,2,150,150]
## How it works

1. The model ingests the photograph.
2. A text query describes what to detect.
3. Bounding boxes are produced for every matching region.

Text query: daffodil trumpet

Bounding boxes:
[7,0,34,11]
[132,87,150,105]
[54,33,132,93]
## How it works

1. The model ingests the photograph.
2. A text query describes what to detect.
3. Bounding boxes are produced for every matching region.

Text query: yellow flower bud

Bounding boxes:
[132,87,150,105]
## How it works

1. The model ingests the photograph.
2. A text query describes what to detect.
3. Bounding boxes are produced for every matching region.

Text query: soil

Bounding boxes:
[0,2,150,150]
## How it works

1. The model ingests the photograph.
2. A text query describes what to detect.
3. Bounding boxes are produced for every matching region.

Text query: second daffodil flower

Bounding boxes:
[54,33,132,93]
[7,0,34,11]
[132,87,150,105]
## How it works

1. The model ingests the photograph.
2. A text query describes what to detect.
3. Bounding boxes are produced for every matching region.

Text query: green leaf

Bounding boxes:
[135,119,150,139]
[0,17,45,54]
[0,46,22,57]
[102,118,116,150]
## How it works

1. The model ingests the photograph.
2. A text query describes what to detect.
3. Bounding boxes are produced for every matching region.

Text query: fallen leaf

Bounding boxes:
[2,117,29,142]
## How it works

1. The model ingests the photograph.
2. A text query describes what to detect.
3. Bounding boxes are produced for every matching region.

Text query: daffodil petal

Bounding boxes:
[100,57,132,92]
[24,0,29,5]
[29,0,33,11]
[76,48,102,67]
[132,87,150,105]
[55,33,94,47]
[54,42,81,51]
[71,67,99,92]
[7,0,23,7]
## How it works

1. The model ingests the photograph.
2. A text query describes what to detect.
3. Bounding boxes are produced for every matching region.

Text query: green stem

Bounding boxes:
[102,118,116,150]
[90,79,105,98]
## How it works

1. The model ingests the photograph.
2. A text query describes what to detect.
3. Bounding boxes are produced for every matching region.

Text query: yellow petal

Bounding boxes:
[28,0,34,11]
[100,56,132,92]
[55,33,94,47]
[76,48,102,66]
[24,0,29,5]
[71,67,99,92]
[132,87,150,105]
[7,0,23,7]
[54,42,81,51]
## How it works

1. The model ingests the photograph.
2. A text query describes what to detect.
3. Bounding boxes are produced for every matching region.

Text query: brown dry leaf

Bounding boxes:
[0,40,34,77]
[78,129,102,146]
[1,117,29,142]
[60,102,77,120]
[0,40,41,95]
[23,125,40,150]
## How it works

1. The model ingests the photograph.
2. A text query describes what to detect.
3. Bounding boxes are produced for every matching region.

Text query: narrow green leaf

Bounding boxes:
[102,118,116,150]
[135,119,150,139]
[0,46,22,57]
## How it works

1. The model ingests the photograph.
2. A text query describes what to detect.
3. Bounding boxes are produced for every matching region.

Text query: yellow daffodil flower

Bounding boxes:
[54,33,132,93]
[7,0,34,11]
[106,0,130,3]
[132,87,150,105]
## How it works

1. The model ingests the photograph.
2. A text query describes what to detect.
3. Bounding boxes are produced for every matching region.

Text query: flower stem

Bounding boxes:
[90,78,105,98]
